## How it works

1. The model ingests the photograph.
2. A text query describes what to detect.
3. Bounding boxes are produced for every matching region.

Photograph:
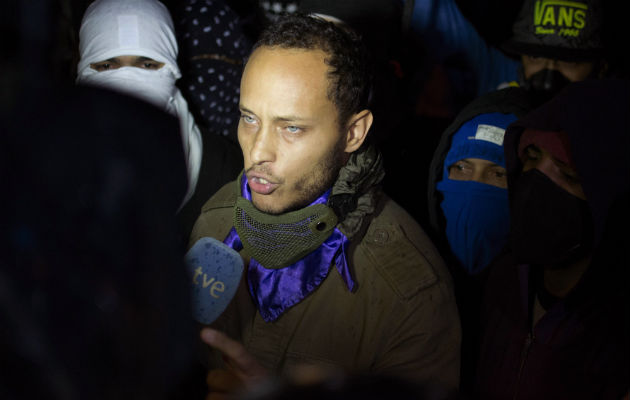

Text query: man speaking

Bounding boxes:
[189,14,460,397]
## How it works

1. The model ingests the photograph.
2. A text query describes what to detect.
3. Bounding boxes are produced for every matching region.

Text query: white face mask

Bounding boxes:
[78,66,177,114]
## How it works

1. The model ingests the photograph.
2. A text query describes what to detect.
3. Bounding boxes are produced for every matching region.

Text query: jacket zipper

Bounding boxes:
[512,332,535,400]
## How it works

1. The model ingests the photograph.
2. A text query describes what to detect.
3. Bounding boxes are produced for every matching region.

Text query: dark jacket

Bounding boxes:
[190,147,462,393]
[475,79,630,400]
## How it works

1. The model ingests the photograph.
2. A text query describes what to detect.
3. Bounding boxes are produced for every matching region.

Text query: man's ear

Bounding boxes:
[344,109,373,153]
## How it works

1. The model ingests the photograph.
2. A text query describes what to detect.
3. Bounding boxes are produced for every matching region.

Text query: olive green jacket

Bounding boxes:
[190,179,461,392]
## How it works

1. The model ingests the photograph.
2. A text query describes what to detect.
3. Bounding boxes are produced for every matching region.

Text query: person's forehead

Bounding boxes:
[246,47,328,72]
[241,47,332,102]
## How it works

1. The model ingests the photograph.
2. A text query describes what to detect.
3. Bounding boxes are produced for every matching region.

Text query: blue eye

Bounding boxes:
[242,115,256,124]
[286,125,301,134]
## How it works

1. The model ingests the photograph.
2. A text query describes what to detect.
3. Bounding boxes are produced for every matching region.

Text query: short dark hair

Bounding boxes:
[251,14,372,128]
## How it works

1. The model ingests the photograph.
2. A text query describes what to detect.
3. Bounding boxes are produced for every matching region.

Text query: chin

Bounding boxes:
[251,197,287,215]
[252,196,310,216]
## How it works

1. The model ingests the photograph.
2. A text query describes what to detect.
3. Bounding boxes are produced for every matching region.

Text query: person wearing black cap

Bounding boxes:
[502,0,608,96]
[474,80,629,399]
[407,0,614,106]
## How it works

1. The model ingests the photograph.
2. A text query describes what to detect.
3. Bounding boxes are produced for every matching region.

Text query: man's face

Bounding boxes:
[90,55,164,71]
[521,55,594,82]
[448,158,507,188]
[238,47,348,215]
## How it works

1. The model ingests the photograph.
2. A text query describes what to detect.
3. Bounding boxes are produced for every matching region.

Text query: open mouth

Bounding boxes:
[248,174,279,195]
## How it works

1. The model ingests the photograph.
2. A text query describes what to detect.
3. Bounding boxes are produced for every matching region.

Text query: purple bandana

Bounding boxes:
[224,175,354,322]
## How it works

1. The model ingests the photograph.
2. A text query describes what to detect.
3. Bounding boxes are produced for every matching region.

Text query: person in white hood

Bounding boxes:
[76,0,202,206]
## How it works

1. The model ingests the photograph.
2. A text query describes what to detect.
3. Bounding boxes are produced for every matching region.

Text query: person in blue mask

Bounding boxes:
[436,112,515,274]
[428,88,536,276]
[427,87,537,394]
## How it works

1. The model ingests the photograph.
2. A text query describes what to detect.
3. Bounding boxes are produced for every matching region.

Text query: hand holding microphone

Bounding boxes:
[185,238,268,399]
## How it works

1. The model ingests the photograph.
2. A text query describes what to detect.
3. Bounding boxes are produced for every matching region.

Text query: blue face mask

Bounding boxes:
[437,179,510,275]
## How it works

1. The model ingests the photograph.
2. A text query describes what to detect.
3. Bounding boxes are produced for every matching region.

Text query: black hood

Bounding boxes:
[504,79,630,249]
[427,87,539,237]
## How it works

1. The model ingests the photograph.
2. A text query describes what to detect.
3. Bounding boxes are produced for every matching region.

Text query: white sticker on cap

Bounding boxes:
[474,124,505,146]
[118,15,139,48]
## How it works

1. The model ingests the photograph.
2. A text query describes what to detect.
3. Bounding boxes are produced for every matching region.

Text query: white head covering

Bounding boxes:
[77,0,180,77]
[77,0,202,207]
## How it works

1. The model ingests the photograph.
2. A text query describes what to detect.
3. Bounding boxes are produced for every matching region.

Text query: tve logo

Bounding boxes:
[533,0,587,37]
[185,237,244,324]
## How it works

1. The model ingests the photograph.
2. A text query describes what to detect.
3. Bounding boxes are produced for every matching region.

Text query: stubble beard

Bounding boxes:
[252,138,347,215]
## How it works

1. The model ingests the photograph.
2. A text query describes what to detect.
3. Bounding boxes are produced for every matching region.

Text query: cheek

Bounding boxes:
[559,64,594,82]
[284,148,317,175]
[237,124,251,161]
[522,58,548,78]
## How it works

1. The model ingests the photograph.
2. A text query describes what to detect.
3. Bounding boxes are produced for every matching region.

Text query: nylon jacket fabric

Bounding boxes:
[410,0,519,96]
[476,79,630,400]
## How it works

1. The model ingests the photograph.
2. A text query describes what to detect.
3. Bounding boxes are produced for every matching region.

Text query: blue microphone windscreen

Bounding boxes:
[185,237,244,324]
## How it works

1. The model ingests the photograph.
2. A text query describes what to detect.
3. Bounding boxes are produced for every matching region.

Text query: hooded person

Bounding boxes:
[427,87,537,276]
[475,79,629,399]
[76,0,244,239]
[76,0,203,206]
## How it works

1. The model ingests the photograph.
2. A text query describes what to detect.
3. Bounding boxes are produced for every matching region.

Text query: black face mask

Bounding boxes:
[509,169,593,268]
[520,68,571,100]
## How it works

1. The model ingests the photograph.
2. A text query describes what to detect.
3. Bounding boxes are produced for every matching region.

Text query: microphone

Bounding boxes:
[184,237,244,324]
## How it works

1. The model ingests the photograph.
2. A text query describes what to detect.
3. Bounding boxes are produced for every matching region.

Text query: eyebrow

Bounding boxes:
[93,57,121,64]
[135,56,159,62]
[239,106,314,123]
[524,144,573,170]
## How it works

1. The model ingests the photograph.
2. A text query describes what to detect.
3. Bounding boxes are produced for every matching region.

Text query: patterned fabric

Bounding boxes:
[176,0,252,141]
[259,1,299,21]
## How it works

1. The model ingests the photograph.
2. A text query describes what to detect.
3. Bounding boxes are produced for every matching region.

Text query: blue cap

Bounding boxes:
[443,112,518,180]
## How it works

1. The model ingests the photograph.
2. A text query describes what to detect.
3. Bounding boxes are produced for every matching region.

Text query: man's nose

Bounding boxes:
[249,125,275,165]
[471,169,485,184]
